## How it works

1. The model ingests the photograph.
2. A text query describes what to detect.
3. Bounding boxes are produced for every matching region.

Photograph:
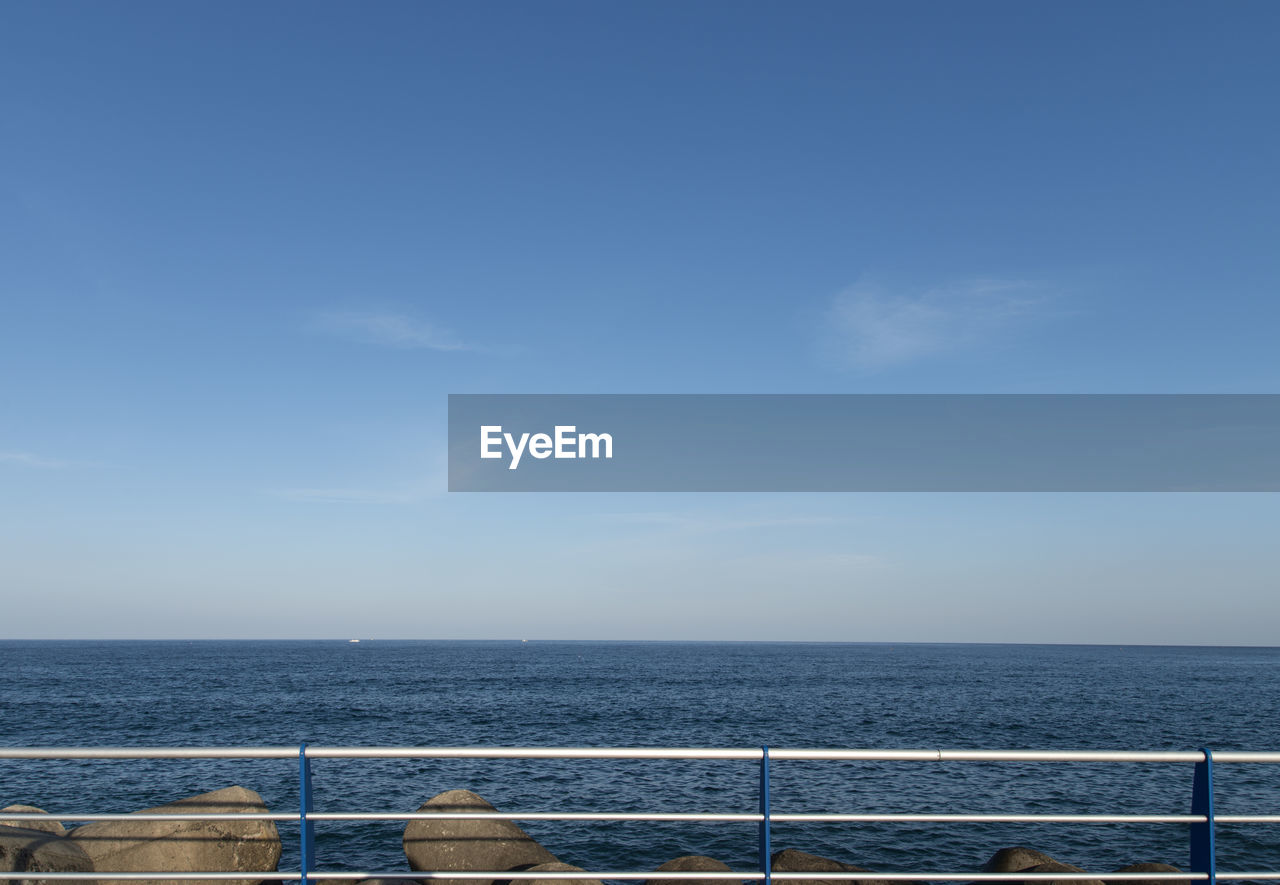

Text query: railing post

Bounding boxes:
[300,743,315,885]
[1190,747,1215,885]
[758,746,771,885]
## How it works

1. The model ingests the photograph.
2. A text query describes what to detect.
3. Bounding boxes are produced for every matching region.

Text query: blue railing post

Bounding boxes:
[758,746,771,885]
[300,743,315,885]
[1190,747,1215,885]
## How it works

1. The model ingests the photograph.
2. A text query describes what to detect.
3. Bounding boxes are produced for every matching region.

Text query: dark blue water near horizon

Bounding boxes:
[2,641,1278,878]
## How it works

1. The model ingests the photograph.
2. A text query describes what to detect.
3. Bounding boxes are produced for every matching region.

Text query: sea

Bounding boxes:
[2,641,1278,879]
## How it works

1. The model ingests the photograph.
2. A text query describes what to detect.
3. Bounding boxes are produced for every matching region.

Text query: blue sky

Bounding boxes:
[2,1,1278,641]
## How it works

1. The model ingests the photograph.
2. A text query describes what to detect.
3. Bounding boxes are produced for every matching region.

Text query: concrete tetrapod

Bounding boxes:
[67,786,281,885]
[403,790,558,885]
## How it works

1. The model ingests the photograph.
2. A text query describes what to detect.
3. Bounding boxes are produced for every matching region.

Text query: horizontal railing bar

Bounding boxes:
[17,810,1280,824]
[0,811,1237,824]
[310,875,1213,882]
[301,874,1215,882]
[305,747,764,759]
[315,876,759,882]
[768,877,1208,882]
[1216,815,1280,823]
[0,747,300,759]
[22,875,301,881]
[293,876,1223,884]
[305,814,762,824]
[771,750,1200,763]
[14,875,1237,883]
[399,875,1216,882]
[1201,752,1280,764]
[776,750,1280,763]
[305,877,437,881]
[306,812,1208,824]
[0,812,295,822]
[310,877,758,882]
[5,746,1280,763]
[305,748,1280,763]
[18,810,1280,825]
[27,875,1280,883]
[773,813,1202,823]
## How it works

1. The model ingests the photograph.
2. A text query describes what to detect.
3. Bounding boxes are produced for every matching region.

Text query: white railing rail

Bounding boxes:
[2,746,1277,883]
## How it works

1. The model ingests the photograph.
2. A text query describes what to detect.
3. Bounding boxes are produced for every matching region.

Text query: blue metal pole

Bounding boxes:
[1190,748,1215,885]
[300,743,315,885]
[758,746,771,885]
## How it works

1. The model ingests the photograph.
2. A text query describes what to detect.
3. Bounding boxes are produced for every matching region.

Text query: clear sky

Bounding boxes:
[2,1,1278,642]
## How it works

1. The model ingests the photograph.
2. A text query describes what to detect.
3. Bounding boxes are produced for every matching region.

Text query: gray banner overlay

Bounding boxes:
[448,394,1280,492]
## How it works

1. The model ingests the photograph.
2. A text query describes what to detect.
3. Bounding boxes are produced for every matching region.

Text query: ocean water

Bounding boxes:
[2,641,1278,878]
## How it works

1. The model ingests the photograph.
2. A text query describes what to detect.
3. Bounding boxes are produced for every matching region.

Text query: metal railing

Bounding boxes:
[2,747,1279,884]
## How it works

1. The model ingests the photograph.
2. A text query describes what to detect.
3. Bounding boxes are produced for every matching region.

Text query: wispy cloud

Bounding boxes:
[269,470,447,505]
[603,511,844,534]
[269,452,448,505]
[269,487,422,504]
[313,311,470,352]
[728,550,888,578]
[824,278,1047,369]
[0,450,77,469]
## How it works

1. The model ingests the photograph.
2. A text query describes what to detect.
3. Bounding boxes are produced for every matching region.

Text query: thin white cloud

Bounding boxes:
[603,511,844,534]
[825,278,1046,369]
[314,311,470,351]
[269,452,448,505]
[0,451,76,469]
[269,487,421,504]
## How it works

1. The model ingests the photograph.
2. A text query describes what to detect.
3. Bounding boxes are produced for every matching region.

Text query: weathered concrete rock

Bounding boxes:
[771,848,891,885]
[0,807,67,837]
[402,790,558,885]
[648,855,733,885]
[1015,861,1103,885]
[1110,863,1189,885]
[983,848,1060,873]
[521,861,603,885]
[67,786,280,885]
[0,825,95,885]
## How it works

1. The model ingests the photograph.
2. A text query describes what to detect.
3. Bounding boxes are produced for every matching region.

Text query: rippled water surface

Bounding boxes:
[2,641,1278,877]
